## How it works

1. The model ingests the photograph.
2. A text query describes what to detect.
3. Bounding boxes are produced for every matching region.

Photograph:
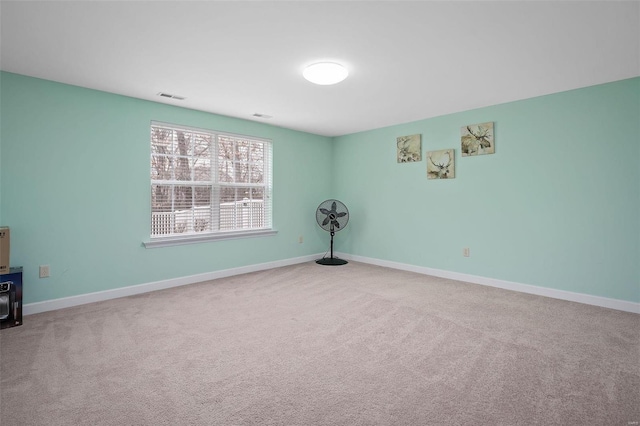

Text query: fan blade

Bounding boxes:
[322,217,330,226]
[319,208,330,215]
[333,221,340,229]
[336,212,347,217]
[331,201,337,211]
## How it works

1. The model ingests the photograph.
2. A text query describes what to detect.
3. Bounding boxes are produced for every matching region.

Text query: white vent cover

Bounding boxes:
[157,92,185,100]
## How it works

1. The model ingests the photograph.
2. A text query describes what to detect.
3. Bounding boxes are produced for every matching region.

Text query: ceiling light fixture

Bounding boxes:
[303,62,348,85]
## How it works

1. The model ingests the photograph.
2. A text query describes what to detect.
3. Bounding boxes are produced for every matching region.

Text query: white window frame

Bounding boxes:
[144,121,275,248]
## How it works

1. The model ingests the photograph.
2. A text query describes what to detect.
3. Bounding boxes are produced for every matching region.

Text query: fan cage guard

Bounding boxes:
[315,199,349,266]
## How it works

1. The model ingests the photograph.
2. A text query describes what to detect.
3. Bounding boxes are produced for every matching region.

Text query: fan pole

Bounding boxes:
[329,229,335,258]
[316,226,348,266]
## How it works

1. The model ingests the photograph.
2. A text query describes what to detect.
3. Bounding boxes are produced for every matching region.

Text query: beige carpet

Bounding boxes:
[1,261,638,425]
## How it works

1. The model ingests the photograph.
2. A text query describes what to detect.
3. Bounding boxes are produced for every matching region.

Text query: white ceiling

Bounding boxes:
[1,1,639,137]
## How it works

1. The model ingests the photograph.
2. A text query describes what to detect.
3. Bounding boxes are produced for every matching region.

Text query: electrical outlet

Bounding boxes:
[298,235,304,244]
[39,265,50,278]
[463,248,470,257]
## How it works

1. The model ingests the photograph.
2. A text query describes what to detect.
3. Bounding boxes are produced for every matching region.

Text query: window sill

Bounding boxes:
[143,229,278,248]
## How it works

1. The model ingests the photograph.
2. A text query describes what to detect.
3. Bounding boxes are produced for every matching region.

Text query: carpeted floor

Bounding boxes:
[1,261,638,425]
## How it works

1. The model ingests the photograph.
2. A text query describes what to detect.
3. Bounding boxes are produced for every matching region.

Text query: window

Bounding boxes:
[146,122,273,247]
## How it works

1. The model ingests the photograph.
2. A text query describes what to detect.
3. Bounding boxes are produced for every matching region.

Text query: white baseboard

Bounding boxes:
[24,252,639,316]
[337,252,640,314]
[23,253,323,316]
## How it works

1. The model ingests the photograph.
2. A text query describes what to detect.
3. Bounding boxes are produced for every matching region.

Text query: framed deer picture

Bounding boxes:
[461,122,494,156]
[427,149,455,179]
[396,134,421,163]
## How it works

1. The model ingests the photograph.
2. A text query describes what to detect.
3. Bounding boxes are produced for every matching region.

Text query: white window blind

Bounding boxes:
[149,122,273,243]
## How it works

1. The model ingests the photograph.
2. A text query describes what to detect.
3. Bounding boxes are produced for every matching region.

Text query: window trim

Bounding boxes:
[143,229,277,249]
[146,121,275,247]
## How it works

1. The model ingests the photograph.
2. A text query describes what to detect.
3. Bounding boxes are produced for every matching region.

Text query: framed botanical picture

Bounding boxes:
[427,149,455,179]
[461,122,494,156]
[397,134,421,162]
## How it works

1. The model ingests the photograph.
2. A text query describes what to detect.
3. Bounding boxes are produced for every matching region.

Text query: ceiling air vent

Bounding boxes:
[252,113,272,119]
[157,92,185,100]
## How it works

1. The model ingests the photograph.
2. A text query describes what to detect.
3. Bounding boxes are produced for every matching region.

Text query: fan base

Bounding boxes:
[316,258,348,266]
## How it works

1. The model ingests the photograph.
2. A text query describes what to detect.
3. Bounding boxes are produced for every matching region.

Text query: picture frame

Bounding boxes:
[427,149,455,179]
[461,122,494,156]
[397,134,421,163]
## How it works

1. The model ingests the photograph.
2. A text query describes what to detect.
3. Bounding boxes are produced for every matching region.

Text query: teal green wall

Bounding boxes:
[332,77,640,303]
[0,72,333,304]
[2,72,638,305]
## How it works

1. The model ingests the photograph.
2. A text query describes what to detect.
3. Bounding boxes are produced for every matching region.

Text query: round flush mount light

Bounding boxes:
[303,62,349,85]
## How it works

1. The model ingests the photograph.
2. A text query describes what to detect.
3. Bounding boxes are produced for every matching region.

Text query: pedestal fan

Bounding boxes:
[315,199,349,266]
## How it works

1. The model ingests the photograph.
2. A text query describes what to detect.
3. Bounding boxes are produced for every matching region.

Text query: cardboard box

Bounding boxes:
[0,227,9,274]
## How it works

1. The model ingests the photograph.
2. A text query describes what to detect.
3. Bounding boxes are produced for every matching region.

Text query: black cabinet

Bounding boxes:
[0,267,23,329]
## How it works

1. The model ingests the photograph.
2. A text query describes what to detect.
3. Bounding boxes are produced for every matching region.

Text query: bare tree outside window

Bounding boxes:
[150,123,271,237]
